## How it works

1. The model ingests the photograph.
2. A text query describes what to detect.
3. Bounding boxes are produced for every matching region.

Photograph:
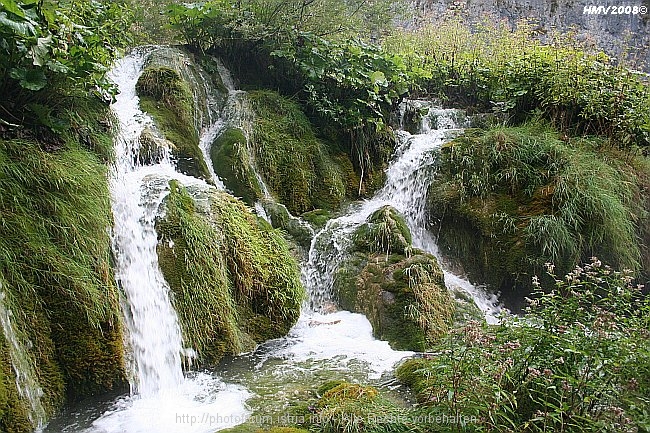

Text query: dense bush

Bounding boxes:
[384,19,650,151]
[397,258,650,432]
[0,0,131,131]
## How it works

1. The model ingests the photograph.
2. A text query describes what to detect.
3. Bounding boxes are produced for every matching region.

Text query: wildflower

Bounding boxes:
[532,275,540,288]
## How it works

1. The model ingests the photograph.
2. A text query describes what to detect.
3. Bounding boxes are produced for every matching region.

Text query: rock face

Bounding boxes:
[413,0,650,69]
[333,206,455,351]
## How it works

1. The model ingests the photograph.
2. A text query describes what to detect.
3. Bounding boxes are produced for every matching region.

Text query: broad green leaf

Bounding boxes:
[0,11,34,36]
[0,0,26,18]
[10,66,47,90]
[370,70,387,86]
[31,35,51,66]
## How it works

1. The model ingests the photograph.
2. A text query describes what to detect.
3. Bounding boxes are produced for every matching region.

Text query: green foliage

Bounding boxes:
[397,259,650,432]
[0,0,131,129]
[429,124,647,294]
[165,0,400,50]
[385,19,650,150]
[270,33,411,131]
[156,181,305,364]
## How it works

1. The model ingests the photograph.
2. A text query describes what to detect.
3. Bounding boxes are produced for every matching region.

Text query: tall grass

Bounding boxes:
[435,122,646,282]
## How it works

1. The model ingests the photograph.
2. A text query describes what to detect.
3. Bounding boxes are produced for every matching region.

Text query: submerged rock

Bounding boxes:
[137,126,175,165]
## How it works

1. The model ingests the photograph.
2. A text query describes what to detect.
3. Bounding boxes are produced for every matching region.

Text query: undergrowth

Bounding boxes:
[429,122,648,295]
[396,259,650,432]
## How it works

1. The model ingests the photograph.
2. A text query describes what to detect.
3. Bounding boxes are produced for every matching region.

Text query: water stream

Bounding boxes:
[42,48,500,432]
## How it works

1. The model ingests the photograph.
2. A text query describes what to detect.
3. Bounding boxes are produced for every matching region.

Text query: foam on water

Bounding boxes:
[269,311,413,379]
[89,374,250,433]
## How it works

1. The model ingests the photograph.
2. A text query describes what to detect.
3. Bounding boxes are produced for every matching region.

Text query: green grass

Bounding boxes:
[156,181,305,365]
[0,97,127,429]
[429,122,649,295]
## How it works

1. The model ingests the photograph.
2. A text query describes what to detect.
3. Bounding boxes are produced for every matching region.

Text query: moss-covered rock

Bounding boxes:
[300,209,332,229]
[156,181,304,365]
[259,200,314,249]
[136,66,211,180]
[210,127,263,203]
[305,382,412,433]
[333,207,455,351]
[0,98,128,430]
[353,206,412,255]
[427,125,650,308]
[248,91,357,214]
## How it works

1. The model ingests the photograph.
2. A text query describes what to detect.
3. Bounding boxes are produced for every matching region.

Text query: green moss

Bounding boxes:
[260,200,314,248]
[394,359,432,403]
[0,334,32,433]
[248,90,355,214]
[428,124,649,305]
[300,209,332,229]
[0,97,127,429]
[136,66,211,180]
[156,182,305,365]
[210,127,263,204]
[307,382,412,433]
[353,206,412,255]
[334,208,455,351]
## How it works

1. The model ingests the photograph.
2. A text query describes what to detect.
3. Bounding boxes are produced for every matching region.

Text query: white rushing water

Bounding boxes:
[303,105,502,323]
[73,47,251,433]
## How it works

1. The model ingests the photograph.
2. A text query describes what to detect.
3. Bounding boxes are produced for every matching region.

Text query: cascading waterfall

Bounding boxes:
[42,51,501,433]
[108,47,185,396]
[49,47,251,433]
[304,104,502,322]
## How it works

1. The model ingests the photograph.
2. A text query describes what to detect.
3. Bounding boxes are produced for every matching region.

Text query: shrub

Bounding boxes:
[396,258,650,432]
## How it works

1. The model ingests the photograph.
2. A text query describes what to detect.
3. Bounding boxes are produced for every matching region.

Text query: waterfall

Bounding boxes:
[303,104,502,322]
[108,47,185,396]
[0,284,46,429]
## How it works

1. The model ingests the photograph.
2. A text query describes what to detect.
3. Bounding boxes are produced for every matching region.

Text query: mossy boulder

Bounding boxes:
[210,127,263,203]
[248,90,357,214]
[136,66,211,180]
[353,206,412,255]
[156,181,304,365]
[333,207,455,351]
[259,200,314,249]
[300,209,332,229]
[305,382,411,433]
